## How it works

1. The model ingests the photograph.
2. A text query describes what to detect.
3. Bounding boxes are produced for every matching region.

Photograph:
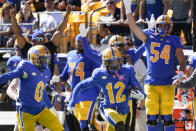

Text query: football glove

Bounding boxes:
[50,75,60,85]
[172,71,184,82]
[67,106,75,115]
[122,0,132,14]
[130,90,146,100]
[146,14,156,29]
[79,23,89,37]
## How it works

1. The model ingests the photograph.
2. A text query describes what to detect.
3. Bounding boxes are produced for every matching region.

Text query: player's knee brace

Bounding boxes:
[147,115,158,126]
[115,121,125,131]
[161,115,174,126]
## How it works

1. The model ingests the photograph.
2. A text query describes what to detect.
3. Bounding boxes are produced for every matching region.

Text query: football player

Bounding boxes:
[0,45,63,131]
[123,0,186,130]
[79,23,146,130]
[67,47,146,131]
[50,34,100,131]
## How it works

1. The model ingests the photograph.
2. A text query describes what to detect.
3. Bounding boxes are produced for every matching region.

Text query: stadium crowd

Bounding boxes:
[0,0,195,131]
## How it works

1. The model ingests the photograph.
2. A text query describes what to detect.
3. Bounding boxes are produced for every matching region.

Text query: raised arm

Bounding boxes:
[10,6,26,48]
[51,5,71,46]
[123,0,147,43]
[81,37,102,64]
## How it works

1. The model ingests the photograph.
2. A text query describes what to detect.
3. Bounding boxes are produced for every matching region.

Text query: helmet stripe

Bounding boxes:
[42,45,49,54]
[110,47,115,57]
[162,15,165,22]
[115,35,118,42]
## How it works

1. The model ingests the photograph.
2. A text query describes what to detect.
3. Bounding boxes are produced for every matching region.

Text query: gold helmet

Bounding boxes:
[155,15,173,35]
[108,35,124,47]
[102,47,122,71]
[28,45,50,69]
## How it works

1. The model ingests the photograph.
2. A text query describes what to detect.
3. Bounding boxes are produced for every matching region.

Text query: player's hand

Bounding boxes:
[146,14,156,29]
[79,23,89,37]
[50,75,60,85]
[172,79,180,87]
[172,71,184,82]
[122,0,132,14]
[67,106,75,115]
[181,93,191,105]
[129,90,146,100]
[49,106,59,118]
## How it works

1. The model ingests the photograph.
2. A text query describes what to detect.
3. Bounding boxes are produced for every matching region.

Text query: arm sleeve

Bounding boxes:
[69,77,97,106]
[60,63,69,82]
[132,44,145,65]
[81,37,102,65]
[43,89,53,108]
[0,69,23,84]
[177,68,196,89]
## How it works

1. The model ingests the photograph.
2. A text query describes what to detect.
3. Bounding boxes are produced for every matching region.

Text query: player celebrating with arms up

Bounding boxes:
[68,47,146,131]
[122,0,186,131]
[0,45,63,131]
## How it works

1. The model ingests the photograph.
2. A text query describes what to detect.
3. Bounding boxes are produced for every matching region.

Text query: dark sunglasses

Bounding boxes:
[33,37,44,42]
[106,1,115,5]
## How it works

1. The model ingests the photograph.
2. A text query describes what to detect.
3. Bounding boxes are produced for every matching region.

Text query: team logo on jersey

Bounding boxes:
[13,63,17,67]
[22,71,28,79]
[32,72,36,76]
[102,76,107,79]
[149,35,154,38]
[113,75,116,78]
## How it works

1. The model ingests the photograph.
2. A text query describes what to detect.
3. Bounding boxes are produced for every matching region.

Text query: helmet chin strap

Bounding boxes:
[114,71,125,81]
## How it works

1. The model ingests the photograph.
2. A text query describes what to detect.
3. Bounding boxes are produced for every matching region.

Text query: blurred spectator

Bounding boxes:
[11,5,71,76]
[58,0,67,11]
[39,0,63,34]
[0,0,5,7]
[140,0,170,20]
[98,0,129,38]
[170,0,193,46]
[25,0,46,12]
[16,3,37,34]
[69,0,81,10]
[7,0,22,12]
[0,3,13,47]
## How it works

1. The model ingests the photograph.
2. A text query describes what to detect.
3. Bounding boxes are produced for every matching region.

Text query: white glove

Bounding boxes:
[130,90,146,100]
[79,23,89,37]
[49,106,59,118]
[50,75,60,85]
[146,14,156,29]
[122,0,132,14]
[181,94,191,105]
[67,106,75,115]
[172,71,184,82]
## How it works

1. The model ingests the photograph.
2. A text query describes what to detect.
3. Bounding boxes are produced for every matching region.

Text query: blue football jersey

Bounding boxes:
[0,60,51,114]
[144,29,184,85]
[70,65,142,115]
[61,50,100,102]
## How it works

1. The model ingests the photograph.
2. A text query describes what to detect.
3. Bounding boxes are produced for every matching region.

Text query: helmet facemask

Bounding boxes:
[103,57,123,71]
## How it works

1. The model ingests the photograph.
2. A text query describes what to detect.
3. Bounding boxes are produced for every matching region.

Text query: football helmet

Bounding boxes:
[155,15,173,36]
[102,47,123,71]
[28,45,51,69]
[108,35,124,47]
